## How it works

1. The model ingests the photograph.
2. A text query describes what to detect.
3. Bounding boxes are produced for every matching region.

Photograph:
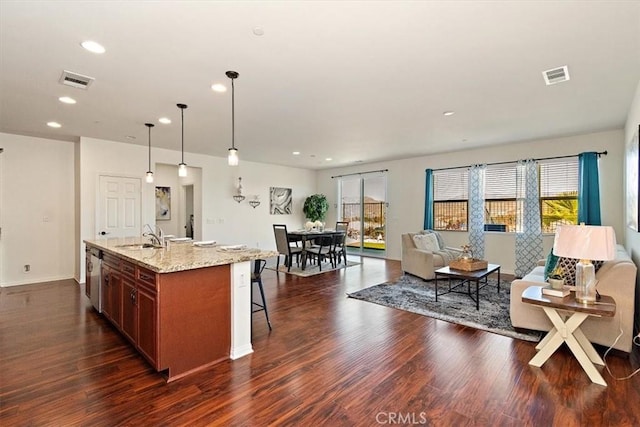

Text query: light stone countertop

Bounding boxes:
[84,237,278,273]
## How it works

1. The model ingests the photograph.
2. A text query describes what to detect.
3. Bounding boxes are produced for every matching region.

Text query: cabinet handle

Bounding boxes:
[131,289,137,305]
[105,275,109,286]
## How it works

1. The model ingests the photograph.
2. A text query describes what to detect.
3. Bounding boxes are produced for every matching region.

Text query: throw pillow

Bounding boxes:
[421,229,445,250]
[412,233,440,252]
[543,249,559,281]
[553,257,605,286]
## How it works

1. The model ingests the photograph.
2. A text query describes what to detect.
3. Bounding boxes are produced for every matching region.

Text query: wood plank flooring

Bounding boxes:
[1,256,639,426]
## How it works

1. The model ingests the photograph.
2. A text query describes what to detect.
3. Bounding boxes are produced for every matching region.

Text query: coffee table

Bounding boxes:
[434,263,501,310]
[521,286,616,386]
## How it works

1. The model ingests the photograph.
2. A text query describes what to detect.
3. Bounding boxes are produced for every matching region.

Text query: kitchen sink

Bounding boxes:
[114,243,162,249]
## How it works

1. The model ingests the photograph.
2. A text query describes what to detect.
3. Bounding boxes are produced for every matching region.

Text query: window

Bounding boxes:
[431,157,579,233]
[539,158,578,233]
[433,169,468,230]
[485,164,517,232]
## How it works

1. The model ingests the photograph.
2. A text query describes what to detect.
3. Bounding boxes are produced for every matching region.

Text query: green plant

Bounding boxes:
[549,266,564,280]
[303,194,329,222]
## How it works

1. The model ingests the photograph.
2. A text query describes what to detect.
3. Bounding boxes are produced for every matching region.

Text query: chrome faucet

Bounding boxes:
[143,224,164,247]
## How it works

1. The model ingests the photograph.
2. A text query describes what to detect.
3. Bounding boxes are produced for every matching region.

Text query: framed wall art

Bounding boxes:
[626,125,639,231]
[270,187,292,215]
[155,186,171,220]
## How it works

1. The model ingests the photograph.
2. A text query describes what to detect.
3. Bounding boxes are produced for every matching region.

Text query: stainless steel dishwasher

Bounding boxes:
[88,247,103,312]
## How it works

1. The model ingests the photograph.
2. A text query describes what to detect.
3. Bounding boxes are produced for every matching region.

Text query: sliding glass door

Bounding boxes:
[339,173,387,256]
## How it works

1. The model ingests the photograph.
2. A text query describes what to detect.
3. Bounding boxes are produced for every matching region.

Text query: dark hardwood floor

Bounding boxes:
[1,256,639,426]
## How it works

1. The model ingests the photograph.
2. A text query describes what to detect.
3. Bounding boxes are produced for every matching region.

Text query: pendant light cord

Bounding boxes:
[181,106,185,163]
[148,126,152,170]
[231,77,235,150]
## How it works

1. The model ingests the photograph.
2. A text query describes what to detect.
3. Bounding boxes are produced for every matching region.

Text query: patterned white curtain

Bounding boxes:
[468,164,486,260]
[515,159,543,278]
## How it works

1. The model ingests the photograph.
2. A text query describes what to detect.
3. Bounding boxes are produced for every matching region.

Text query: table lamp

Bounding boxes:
[552,224,616,304]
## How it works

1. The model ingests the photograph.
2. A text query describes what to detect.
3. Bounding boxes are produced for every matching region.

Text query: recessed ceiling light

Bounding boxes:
[47,121,61,128]
[81,40,106,54]
[158,117,171,124]
[292,151,300,155]
[211,83,227,93]
[253,26,265,36]
[124,135,136,140]
[443,111,455,116]
[325,157,332,161]
[58,96,76,104]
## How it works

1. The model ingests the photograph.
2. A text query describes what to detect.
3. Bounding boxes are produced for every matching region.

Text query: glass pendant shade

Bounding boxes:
[178,163,187,177]
[228,148,239,166]
[145,171,154,183]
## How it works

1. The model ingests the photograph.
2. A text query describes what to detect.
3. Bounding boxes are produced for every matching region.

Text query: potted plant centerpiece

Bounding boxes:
[547,266,565,290]
[303,194,329,230]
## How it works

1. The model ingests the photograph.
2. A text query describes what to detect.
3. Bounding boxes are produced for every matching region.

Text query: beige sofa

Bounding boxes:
[401,232,461,280]
[510,244,637,353]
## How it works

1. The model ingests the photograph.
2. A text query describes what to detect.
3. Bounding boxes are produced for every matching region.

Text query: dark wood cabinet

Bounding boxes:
[90,245,231,381]
[121,276,138,344]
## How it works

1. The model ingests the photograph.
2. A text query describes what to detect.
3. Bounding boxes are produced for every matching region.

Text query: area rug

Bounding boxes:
[348,274,541,342]
[266,260,360,277]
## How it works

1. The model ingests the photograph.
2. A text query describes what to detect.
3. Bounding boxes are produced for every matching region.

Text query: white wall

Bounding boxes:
[317,129,625,275]
[78,136,316,283]
[0,133,76,286]
[624,78,640,335]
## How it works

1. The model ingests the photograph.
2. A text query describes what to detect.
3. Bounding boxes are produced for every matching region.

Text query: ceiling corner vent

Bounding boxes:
[59,70,95,89]
[542,66,570,86]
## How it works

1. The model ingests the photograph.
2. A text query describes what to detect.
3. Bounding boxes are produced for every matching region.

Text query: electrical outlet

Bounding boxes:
[23,264,30,273]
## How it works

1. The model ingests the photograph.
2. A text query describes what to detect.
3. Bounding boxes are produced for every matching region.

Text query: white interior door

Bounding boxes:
[97,175,141,238]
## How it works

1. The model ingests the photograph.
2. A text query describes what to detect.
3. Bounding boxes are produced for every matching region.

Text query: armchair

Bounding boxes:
[401,231,462,280]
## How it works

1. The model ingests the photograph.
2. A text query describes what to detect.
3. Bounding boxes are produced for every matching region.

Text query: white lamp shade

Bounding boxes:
[145,171,154,183]
[553,225,617,261]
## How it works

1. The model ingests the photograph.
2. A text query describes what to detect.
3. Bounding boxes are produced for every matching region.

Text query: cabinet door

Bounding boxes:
[101,265,113,321]
[121,277,138,344]
[109,271,122,329]
[137,286,157,367]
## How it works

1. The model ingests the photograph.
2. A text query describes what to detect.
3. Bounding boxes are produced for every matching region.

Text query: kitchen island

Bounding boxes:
[84,237,277,382]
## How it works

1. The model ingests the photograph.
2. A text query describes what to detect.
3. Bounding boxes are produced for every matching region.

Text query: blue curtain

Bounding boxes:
[424,169,434,230]
[578,152,601,225]
[515,159,543,278]
[468,165,486,259]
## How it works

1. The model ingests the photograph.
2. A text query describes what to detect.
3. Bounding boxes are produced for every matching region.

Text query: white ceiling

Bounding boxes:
[1,1,639,170]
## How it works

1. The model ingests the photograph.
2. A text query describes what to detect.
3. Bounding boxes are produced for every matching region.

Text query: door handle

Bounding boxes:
[99,231,110,236]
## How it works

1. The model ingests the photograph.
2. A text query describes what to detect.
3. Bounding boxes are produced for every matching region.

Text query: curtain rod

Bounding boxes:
[429,151,607,172]
[331,168,389,179]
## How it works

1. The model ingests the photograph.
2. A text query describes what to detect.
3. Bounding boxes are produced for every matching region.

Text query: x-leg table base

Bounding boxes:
[529,307,607,386]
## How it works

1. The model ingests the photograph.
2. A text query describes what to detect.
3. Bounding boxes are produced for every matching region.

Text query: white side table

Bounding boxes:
[521,286,616,386]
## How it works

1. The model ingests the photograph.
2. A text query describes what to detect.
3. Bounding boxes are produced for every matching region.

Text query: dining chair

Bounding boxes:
[306,234,335,271]
[273,224,303,272]
[332,232,347,267]
[251,259,272,330]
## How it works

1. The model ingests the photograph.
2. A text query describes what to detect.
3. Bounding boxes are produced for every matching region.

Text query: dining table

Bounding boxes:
[287,229,346,270]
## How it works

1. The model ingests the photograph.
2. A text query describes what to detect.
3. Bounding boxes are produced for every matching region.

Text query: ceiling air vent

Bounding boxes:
[542,66,570,86]
[59,70,95,89]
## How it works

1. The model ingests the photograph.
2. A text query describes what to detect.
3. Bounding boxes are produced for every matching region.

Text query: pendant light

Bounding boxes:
[177,103,188,177]
[226,71,239,166]
[145,123,154,183]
